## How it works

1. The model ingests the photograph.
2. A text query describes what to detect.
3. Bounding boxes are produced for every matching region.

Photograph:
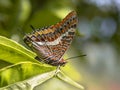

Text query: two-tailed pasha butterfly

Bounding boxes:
[23,11,78,66]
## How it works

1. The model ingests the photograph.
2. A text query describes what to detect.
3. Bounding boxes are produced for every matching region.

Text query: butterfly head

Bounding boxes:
[58,58,67,66]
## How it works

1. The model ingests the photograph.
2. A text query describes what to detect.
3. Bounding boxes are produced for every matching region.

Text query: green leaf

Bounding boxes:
[0,36,35,58]
[0,62,55,88]
[0,36,56,88]
[0,70,56,90]
[0,36,39,64]
[57,71,85,90]
[0,36,84,89]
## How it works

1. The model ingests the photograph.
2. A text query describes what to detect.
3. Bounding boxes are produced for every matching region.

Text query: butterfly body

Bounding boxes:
[23,11,78,66]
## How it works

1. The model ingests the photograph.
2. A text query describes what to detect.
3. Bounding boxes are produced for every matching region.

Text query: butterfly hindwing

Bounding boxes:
[23,11,78,66]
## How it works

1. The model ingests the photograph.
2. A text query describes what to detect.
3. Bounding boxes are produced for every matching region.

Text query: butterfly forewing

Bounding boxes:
[23,11,78,66]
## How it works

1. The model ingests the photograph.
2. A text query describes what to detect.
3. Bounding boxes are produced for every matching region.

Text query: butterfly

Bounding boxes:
[23,11,78,66]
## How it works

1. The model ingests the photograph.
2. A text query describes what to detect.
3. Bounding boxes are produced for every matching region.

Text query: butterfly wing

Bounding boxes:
[47,11,78,61]
[23,11,78,66]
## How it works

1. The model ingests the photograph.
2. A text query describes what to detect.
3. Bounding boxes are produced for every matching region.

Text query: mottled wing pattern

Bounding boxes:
[23,11,78,66]
[47,11,78,61]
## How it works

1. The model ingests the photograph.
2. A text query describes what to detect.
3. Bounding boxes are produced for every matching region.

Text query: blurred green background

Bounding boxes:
[0,0,120,90]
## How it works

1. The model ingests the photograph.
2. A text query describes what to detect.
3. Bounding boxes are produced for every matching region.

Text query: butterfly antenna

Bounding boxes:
[65,54,86,60]
[30,25,36,31]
